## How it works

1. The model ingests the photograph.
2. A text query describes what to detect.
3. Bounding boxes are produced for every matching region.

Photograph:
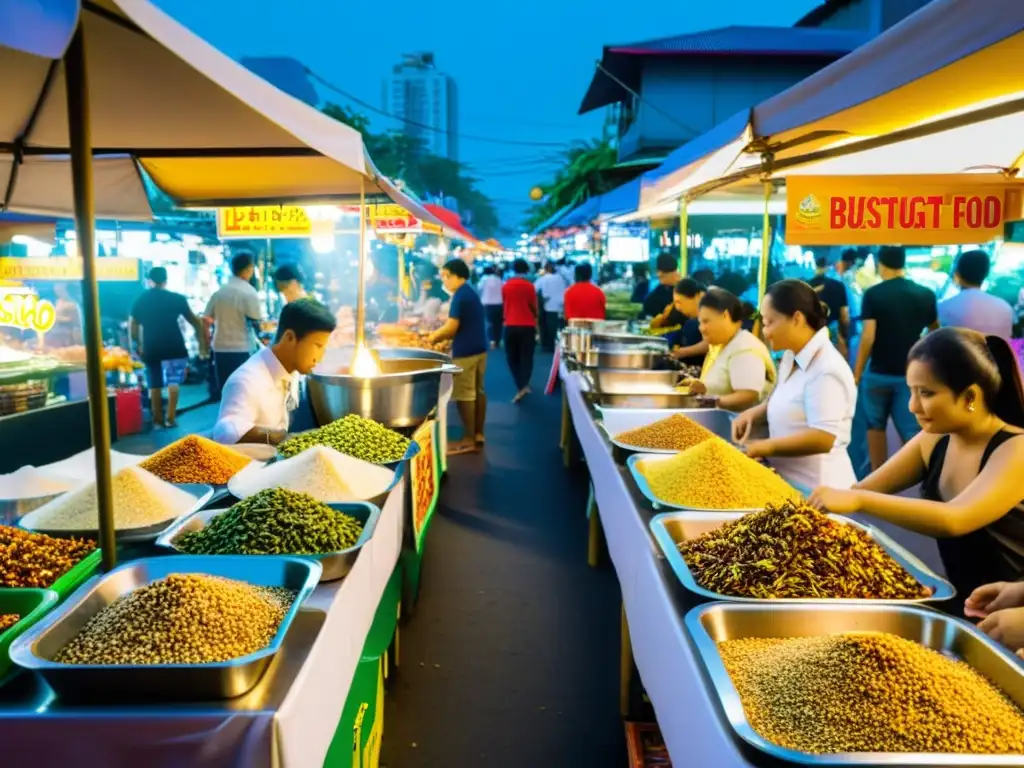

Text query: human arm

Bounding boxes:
[852,318,875,384]
[649,303,674,329]
[978,608,1024,655]
[671,339,709,360]
[810,435,1024,537]
[128,316,142,357]
[181,296,209,357]
[732,400,768,442]
[965,581,1024,619]
[211,375,286,445]
[428,317,460,343]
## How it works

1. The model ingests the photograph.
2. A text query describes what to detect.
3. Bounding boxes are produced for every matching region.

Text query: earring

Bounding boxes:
[967,401,976,413]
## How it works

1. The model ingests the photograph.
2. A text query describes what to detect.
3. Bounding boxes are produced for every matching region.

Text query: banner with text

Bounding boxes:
[217,206,313,239]
[786,175,1023,246]
[0,257,139,282]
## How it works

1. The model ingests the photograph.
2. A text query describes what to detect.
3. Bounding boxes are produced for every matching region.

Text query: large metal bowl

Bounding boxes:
[309,346,460,429]
[578,345,669,371]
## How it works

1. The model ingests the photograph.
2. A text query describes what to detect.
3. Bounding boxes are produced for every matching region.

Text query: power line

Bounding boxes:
[307,68,574,149]
[595,60,702,138]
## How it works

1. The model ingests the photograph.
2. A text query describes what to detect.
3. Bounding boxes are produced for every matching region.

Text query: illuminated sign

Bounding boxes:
[217,206,313,239]
[0,257,139,282]
[0,286,56,333]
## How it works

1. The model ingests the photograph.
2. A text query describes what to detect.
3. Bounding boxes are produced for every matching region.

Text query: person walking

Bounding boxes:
[939,249,1013,338]
[502,258,538,404]
[852,245,939,472]
[426,259,489,454]
[205,251,262,399]
[563,263,606,321]
[478,265,504,349]
[130,266,209,428]
[808,254,852,357]
[535,262,567,352]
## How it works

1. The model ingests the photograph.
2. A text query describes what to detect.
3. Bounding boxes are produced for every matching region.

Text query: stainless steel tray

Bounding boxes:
[9,555,321,701]
[592,332,669,350]
[582,368,682,395]
[18,483,215,543]
[599,407,736,454]
[626,452,771,513]
[686,602,1024,765]
[652,510,954,604]
[578,346,668,371]
[155,501,381,582]
[587,391,706,410]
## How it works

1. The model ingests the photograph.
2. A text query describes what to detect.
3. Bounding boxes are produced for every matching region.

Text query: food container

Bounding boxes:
[227,450,395,507]
[578,346,668,371]
[0,588,59,680]
[582,368,682,395]
[18,483,216,544]
[685,601,1024,766]
[599,407,736,455]
[592,332,669,350]
[275,433,420,474]
[155,501,381,582]
[9,555,321,700]
[651,510,954,605]
[627,453,786,513]
[48,548,102,600]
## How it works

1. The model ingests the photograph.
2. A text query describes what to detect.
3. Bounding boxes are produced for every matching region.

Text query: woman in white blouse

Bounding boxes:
[732,280,857,489]
[683,287,775,412]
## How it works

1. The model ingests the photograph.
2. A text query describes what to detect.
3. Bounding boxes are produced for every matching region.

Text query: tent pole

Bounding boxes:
[397,245,406,321]
[757,181,772,303]
[64,23,116,572]
[678,197,689,276]
[354,180,367,350]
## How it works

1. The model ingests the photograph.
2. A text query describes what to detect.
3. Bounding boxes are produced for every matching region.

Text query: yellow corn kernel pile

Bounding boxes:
[637,439,799,509]
[141,435,252,485]
[613,413,717,452]
[721,633,1024,754]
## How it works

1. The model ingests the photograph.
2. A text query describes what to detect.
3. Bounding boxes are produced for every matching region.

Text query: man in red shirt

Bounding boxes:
[563,263,606,321]
[502,258,538,403]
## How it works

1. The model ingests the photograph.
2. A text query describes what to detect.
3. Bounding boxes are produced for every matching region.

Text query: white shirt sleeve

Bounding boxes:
[804,371,850,438]
[211,373,257,444]
[204,293,217,319]
[728,350,768,394]
[245,289,262,321]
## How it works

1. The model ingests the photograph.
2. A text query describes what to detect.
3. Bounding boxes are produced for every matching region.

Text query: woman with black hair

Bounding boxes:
[683,287,775,412]
[811,328,1024,617]
[733,280,857,489]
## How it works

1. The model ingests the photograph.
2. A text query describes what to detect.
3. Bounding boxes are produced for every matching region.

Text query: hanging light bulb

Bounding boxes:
[351,343,380,377]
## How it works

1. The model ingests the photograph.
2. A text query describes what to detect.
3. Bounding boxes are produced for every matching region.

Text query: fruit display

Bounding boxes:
[278,414,411,464]
[613,413,716,452]
[176,488,365,555]
[679,500,929,600]
[720,633,1024,754]
[140,435,252,485]
[0,525,96,588]
[53,574,295,665]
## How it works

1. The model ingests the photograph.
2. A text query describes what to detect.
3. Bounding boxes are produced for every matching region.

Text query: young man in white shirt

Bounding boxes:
[205,251,262,399]
[534,262,567,352]
[211,299,335,445]
[477,265,504,350]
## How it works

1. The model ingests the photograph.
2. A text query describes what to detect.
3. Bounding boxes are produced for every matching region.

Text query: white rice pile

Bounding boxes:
[26,465,198,531]
[0,466,81,500]
[229,445,395,503]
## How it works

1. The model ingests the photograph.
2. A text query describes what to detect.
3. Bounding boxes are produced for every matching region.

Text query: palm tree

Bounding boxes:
[524,139,617,230]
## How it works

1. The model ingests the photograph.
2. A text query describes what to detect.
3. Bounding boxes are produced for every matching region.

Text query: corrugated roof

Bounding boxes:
[607,25,867,57]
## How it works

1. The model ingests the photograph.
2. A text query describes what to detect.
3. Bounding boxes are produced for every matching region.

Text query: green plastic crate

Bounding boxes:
[46,547,102,601]
[0,587,59,679]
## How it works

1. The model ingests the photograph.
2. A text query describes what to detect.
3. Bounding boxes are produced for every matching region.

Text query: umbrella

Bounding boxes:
[0,0,447,569]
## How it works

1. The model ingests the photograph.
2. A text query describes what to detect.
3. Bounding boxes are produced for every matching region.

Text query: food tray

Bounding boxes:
[0,588,59,680]
[685,602,1024,766]
[651,510,954,605]
[9,554,321,700]
[155,501,381,582]
[18,483,216,544]
[627,453,780,513]
[599,407,736,455]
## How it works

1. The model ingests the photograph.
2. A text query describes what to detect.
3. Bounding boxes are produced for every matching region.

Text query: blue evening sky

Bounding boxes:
[156,0,819,231]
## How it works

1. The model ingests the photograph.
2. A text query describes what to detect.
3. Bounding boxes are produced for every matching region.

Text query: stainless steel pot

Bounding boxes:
[577,345,668,371]
[592,332,669,350]
[309,347,460,428]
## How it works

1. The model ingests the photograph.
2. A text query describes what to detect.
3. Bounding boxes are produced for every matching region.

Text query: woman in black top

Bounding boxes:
[810,328,1024,617]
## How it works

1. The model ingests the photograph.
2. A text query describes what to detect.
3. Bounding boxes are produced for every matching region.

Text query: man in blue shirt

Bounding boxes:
[427,258,488,455]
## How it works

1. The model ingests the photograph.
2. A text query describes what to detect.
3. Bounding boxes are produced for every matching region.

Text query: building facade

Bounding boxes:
[383,53,458,161]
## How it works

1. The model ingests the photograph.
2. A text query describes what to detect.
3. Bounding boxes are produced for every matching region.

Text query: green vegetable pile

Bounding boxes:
[177,488,365,555]
[278,414,411,463]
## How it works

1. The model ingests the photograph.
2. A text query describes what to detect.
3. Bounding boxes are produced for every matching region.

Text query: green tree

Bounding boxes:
[323,103,499,238]
[523,139,618,230]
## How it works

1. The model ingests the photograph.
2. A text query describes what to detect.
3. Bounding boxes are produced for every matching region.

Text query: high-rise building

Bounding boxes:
[383,53,458,161]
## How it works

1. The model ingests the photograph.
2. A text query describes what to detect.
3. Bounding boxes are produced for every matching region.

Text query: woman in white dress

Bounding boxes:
[732,280,858,490]
[683,287,775,412]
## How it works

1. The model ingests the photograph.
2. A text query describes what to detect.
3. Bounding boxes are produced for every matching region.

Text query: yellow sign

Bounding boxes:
[217,206,313,239]
[786,175,1022,246]
[0,287,56,333]
[0,256,139,282]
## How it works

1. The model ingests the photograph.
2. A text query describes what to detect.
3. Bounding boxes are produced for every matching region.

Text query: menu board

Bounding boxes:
[409,420,439,553]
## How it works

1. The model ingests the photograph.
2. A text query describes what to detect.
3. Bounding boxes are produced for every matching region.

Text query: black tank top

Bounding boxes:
[921,430,1024,617]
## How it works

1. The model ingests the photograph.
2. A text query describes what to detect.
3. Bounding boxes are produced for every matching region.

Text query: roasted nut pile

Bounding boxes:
[177,488,364,555]
[278,414,411,464]
[614,414,717,451]
[0,614,20,632]
[54,574,295,665]
[638,438,800,509]
[720,633,1024,754]
[141,435,252,484]
[0,525,96,587]
[679,500,929,599]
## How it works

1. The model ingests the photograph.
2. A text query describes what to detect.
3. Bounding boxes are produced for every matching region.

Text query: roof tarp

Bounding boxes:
[594,177,642,220]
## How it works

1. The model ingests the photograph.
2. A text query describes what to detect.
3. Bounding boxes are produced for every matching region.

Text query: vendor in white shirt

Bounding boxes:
[732,280,858,489]
[211,299,336,445]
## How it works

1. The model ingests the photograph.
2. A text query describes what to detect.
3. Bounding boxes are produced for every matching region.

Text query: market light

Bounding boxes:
[351,344,380,377]
[311,235,335,254]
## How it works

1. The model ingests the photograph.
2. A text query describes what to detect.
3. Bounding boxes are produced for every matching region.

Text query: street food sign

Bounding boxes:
[786,175,1023,246]
[217,206,313,239]
[0,256,139,281]
[0,285,56,333]
[409,420,439,553]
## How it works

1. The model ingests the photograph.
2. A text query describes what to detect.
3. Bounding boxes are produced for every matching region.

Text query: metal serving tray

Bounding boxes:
[9,555,321,701]
[592,332,669,350]
[686,602,1024,766]
[18,483,215,543]
[599,407,736,454]
[627,452,782,513]
[155,501,382,582]
[582,368,682,395]
[651,510,954,605]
